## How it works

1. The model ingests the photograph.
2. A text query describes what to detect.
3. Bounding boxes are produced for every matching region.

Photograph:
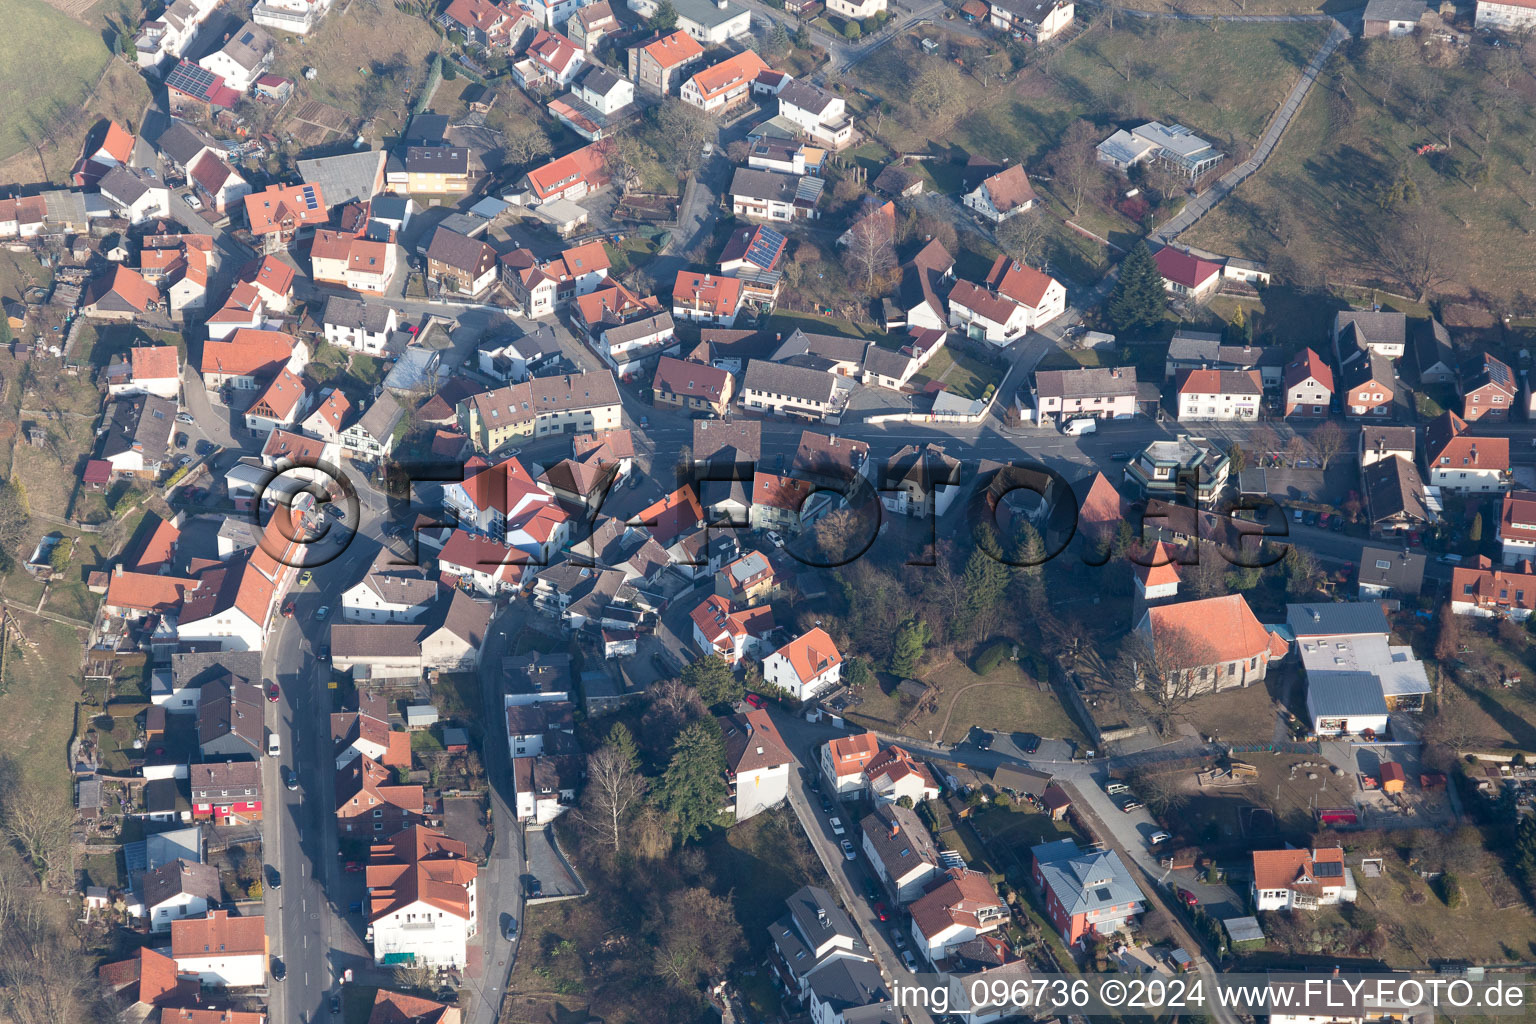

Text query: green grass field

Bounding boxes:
[0,0,114,163]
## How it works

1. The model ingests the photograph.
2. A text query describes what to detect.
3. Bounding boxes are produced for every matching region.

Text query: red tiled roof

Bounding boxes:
[305,388,351,433]
[1134,540,1181,589]
[170,909,267,958]
[984,255,1055,308]
[976,164,1037,214]
[640,29,704,68]
[1154,247,1221,290]
[1284,346,1334,392]
[1251,847,1346,893]
[99,120,135,164]
[244,182,327,235]
[1425,410,1509,471]
[633,485,703,545]
[87,266,158,313]
[653,354,731,401]
[131,345,179,381]
[1501,491,1536,544]
[686,50,770,101]
[911,867,1005,940]
[1453,556,1536,613]
[561,240,610,276]
[251,366,307,420]
[1079,472,1123,526]
[751,471,810,513]
[769,627,841,685]
[528,29,581,75]
[366,825,477,922]
[246,254,295,297]
[826,731,879,777]
[263,428,330,465]
[132,515,181,573]
[1143,594,1272,668]
[672,271,742,315]
[202,328,294,377]
[367,989,458,1024]
[105,571,196,614]
[948,278,1020,326]
[1177,368,1262,396]
[526,143,608,200]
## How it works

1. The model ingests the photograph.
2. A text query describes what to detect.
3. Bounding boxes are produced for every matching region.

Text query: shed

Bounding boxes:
[1224,915,1265,945]
[442,726,469,752]
[993,763,1052,799]
[1380,761,1406,793]
[404,703,439,728]
[84,885,111,909]
[83,459,112,490]
[920,37,939,53]
[897,678,930,703]
[1041,782,1071,821]
[77,778,103,818]
[1419,771,1446,790]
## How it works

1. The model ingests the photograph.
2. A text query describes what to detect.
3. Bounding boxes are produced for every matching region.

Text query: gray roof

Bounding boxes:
[101,395,176,462]
[1033,366,1138,400]
[860,804,939,881]
[353,392,404,441]
[426,226,495,275]
[1357,546,1425,596]
[142,857,219,909]
[98,166,153,206]
[785,884,861,951]
[215,20,272,71]
[1364,0,1428,22]
[671,0,748,29]
[406,146,469,174]
[743,359,838,405]
[1336,309,1407,349]
[1411,318,1453,373]
[695,418,762,463]
[771,328,869,368]
[576,64,626,98]
[172,650,262,691]
[156,121,217,169]
[1363,455,1430,526]
[323,295,392,333]
[1287,601,1391,638]
[603,312,674,346]
[730,167,805,204]
[804,957,888,1013]
[777,78,836,116]
[992,763,1052,797]
[1133,121,1216,160]
[1224,915,1265,943]
[1031,839,1142,916]
[1307,670,1389,717]
[297,150,386,208]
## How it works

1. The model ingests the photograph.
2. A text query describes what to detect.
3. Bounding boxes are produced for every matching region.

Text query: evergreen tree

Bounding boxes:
[682,654,742,708]
[959,529,1010,635]
[768,21,791,57]
[1009,521,1047,610]
[890,618,931,677]
[606,721,640,771]
[656,720,728,841]
[1470,513,1483,544]
[652,0,679,31]
[1225,305,1252,345]
[1105,242,1168,335]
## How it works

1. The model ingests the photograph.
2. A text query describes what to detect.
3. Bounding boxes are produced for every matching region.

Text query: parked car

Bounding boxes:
[331,995,340,1015]
[1105,782,1130,796]
[829,817,846,836]
[1120,799,1143,812]
[298,570,314,587]
[176,412,195,424]
[271,958,286,982]
[840,839,856,860]
[184,192,203,211]
[864,879,880,902]
[284,768,299,791]
[177,455,191,466]
[316,645,330,662]
[267,683,280,703]
[1110,450,1132,462]
[175,432,188,449]
[891,928,907,950]
[765,530,784,548]
[266,865,281,890]
[820,797,833,814]
[1177,888,1199,907]
[1149,830,1171,846]
[873,901,889,921]
[744,692,766,709]
[343,861,363,873]
[316,606,331,621]
[901,950,920,972]
[196,440,216,456]
[504,917,519,940]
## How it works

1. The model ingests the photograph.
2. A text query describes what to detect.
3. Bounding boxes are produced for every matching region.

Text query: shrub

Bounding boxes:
[1441,872,1464,908]
[973,640,1011,675]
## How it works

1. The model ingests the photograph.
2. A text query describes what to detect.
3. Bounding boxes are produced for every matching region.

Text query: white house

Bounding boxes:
[828,0,885,16]
[821,732,879,797]
[860,803,941,904]
[690,594,774,665]
[243,366,308,436]
[1500,491,1536,566]
[1476,0,1536,30]
[513,754,579,823]
[367,825,478,969]
[323,296,398,355]
[1176,369,1263,422]
[762,627,842,701]
[196,22,274,92]
[143,859,220,931]
[908,868,1009,965]
[1251,848,1356,912]
[776,79,854,149]
[1424,410,1510,494]
[720,708,795,821]
[342,553,440,622]
[110,345,181,400]
[437,530,530,597]
[98,167,171,225]
[962,164,1037,223]
[863,746,940,805]
[170,911,268,987]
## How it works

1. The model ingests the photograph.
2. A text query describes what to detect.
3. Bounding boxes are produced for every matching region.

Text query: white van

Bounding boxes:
[1105,782,1130,796]
[1063,417,1098,436]
[267,732,280,757]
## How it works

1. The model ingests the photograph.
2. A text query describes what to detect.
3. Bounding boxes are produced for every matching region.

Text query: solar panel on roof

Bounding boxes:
[1314,861,1343,877]
[168,61,219,97]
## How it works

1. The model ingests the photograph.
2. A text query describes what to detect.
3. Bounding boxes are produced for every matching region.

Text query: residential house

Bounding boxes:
[739,360,841,421]
[243,367,308,435]
[660,275,747,338]
[109,345,181,400]
[367,825,478,968]
[81,266,160,320]
[1460,351,1518,423]
[1412,318,1456,385]
[1033,366,1138,422]
[343,551,440,622]
[803,959,894,1024]
[776,79,854,149]
[1176,369,1262,422]
[795,430,872,494]
[164,58,242,115]
[750,471,813,532]
[885,238,953,333]
[1424,410,1509,493]
[1356,546,1425,600]
[1476,0,1536,28]
[1124,435,1230,505]
[1333,309,1407,359]
[178,512,306,651]
[569,0,618,49]
[1252,847,1356,911]
[512,753,581,822]
[763,627,843,701]
[1289,600,1430,727]
[962,163,1037,222]
[98,166,171,224]
[1359,425,1416,467]
[443,455,569,554]
[821,732,879,797]
[1364,0,1429,34]
[243,182,327,252]
[1097,122,1221,179]
[861,803,941,904]
[296,150,389,211]
[909,868,1008,965]
[522,142,610,203]
[170,911,267,986]
[653,354,734,416]
[1031,839,1144,945]
[337,755,426,836]
[518,30,586,89]
[323,296,398,355]
[550,65,635,139]
[729,167,823,222]
[189,761,262,825]
[441,0,522,45]
[426,228,498,297]
[1134,593,1285,695]
[716,550,777,604]
[1283,348,1334,418]
[332,692,412,769]
[978,255,1066,331]
[458,371,621,450]
[627,30,705,96]
[197,22,274,91]
[365,991,462,1024]
[654,0,753,43]
[988,0,1073,39]
[864,746,939,805]
[1162,330,1281,385]
[681,49,770,113]
[828,0,885,16]
[1451,556,1536,621]
[1362,455,1433,535]
[102,570,192,622]
[189,148,250,213]
[769,886,875,1000]
[71,119,135,186]
[340,393,404,462]
[1154,247,1221,301]
[720,707,796,821]
[879,443,961,519]
[689,594,774,664]
[144,858,220,930]
[99,395,176,478]
[1500,491,1536,566]
[1338,343,1395,418]
[134,0,220,70]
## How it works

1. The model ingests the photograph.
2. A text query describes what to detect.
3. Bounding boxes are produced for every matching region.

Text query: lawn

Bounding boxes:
[907,347,1001,399]
[0,614,89,805]
[1184,37,1536,303]
[763,310,883,341]
[851,19,1329,167]
[0,50,149,187]
[0,0,112,163]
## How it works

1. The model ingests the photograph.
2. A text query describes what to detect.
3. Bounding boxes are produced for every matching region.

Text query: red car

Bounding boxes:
[1177,888,1198,907]
[267,683,280,703]
[873,901,889,922]
[343,861,363,873]
[282,600,295,618]
[744,693,767,710]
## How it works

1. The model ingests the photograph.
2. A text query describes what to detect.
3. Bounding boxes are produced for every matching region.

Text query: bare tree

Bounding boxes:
[392,961,435,995]
[1112,624,1221,730]
[580,745,647,852]
[1376,205,1450,303]
[505,126,553,170]
[910,61,968,137]
[600,129,643,193]
[2,777,73,887]
[995,209,1048,267]
[840,207,896,293]
[1049,120,1103,218]
[0,904,115,1024]
[1309,420,1346,469]
[655,99,716,179]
